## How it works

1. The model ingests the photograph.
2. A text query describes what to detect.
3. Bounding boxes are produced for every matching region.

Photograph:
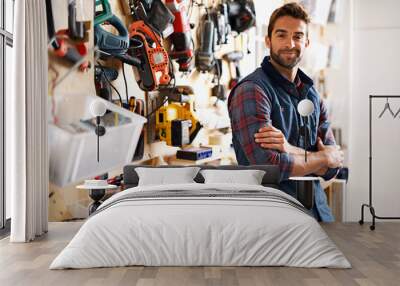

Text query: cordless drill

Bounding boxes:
[195,14,216,73]
[223,51,244,89]
[166,0,194,72]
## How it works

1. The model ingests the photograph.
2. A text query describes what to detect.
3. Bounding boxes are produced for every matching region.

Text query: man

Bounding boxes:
[228,3,344,222]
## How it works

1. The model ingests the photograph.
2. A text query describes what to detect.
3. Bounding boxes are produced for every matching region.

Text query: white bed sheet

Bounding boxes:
[50,183,351,269]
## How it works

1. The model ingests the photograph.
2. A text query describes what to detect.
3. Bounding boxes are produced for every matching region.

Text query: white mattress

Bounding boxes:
[50,183,351,269]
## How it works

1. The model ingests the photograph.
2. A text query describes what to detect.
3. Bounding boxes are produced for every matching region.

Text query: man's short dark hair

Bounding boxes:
[267,2,311,38]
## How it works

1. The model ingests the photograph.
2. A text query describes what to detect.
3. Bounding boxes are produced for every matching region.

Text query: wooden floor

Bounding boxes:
[0,222,399,286]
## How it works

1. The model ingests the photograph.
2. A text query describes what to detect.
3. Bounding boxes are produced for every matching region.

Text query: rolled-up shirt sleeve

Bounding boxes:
[317,98,339,181]
[229,81,294,181]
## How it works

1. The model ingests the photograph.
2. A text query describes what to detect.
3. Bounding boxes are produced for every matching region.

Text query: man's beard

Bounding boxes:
[270,46,302,69]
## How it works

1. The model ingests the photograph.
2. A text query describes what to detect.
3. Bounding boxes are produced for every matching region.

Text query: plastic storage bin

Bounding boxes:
[49,96,147,187]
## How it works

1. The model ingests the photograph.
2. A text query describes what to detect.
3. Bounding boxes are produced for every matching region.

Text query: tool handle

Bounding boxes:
[95,15,129,55]
[68,0,85,40]
[54,39,83,64]
[94,0,113,25]
[200,19,215,54]
[114,54,142,67]
[64,46,83,63]
[235,65,241,78]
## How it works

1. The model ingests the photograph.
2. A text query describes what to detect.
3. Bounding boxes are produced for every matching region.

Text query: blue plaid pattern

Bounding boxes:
[228,56,337,222]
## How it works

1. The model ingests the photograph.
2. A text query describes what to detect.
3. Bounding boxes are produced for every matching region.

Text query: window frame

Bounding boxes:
[1,0,13,233]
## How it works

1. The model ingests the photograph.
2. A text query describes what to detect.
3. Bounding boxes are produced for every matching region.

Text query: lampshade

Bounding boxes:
[297,99,314,116]
[90,99,107,117]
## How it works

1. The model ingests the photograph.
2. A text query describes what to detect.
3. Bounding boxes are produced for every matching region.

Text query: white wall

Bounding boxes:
[347,0,400,221]
[324,0,352,155]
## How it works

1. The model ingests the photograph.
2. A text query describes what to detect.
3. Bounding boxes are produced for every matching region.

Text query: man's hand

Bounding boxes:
[314,166,329,176]
[254,125,305,155]
[317,137,344,169]
[254,125,294,153]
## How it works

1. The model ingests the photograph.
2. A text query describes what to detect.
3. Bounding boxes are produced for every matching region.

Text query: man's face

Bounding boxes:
[266,16,309,69]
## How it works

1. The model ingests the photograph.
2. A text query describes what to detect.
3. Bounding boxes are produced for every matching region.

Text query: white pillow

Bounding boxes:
[200,169,266,185]
[135,167,201,186]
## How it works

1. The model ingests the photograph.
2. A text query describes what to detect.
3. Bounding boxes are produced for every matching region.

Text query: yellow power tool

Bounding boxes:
[156,86,202,147]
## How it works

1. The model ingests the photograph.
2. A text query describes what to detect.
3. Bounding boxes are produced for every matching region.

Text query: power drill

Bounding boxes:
[223,51,244,89]
[195,14,216,73]
[166,0,194,72]
[210,3,231,45]
[128,0,175,36]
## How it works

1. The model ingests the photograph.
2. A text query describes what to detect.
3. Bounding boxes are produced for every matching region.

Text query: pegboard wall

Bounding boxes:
[47,0,257,221]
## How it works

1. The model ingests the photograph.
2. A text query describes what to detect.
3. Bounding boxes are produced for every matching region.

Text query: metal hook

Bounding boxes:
[394,107,400,118]
[378,97,395,118]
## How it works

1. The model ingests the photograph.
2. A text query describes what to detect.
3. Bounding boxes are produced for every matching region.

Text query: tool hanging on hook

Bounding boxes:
[226,0,256,34]
[128,20,172,91]
[223,51,243,89]
[68,0,90,41]
[195,11,216,73]
[94,0,130,57]
[156,86,202,147]
[124,0,175,36]
[166,0,194,72]
[94,0,113,25]
[46,0,91,71]
[94,65,119,102]
[209,2,231,45]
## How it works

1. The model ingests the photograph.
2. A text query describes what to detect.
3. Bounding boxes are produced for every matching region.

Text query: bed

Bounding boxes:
[50,165,350,269]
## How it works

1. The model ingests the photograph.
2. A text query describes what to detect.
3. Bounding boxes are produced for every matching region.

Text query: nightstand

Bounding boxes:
[289,176,320,210]
[77,183,118,215]
[324,179,346,222]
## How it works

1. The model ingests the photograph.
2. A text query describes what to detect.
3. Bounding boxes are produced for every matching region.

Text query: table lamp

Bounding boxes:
[297,99,314,162]
[90,99,107,162]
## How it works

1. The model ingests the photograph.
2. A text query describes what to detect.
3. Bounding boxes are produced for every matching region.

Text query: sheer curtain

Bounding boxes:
[6,0,49,242]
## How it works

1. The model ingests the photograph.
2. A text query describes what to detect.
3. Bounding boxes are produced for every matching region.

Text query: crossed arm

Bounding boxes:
[228,82,343,181]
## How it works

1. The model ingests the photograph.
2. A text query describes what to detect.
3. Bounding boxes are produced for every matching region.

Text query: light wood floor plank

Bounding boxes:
[0,222,400,286]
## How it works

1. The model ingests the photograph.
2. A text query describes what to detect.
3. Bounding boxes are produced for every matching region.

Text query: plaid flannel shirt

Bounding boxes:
[228,57,337,222]
[229,81,337,181]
